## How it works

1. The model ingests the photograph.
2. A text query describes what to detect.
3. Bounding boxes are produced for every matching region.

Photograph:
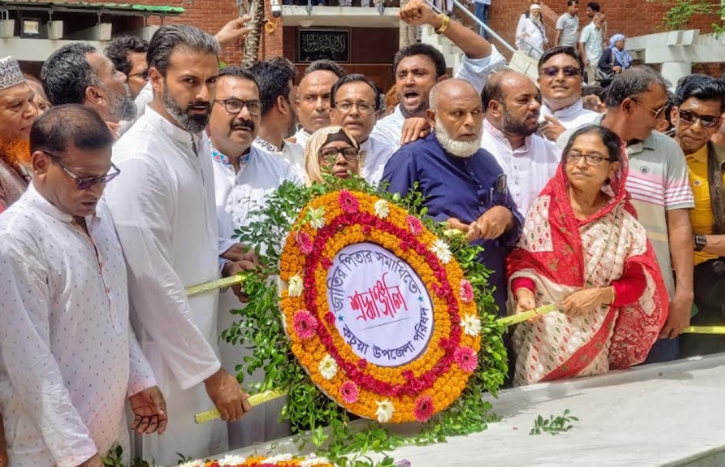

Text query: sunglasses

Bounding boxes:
[540,66,582,78]
[677,109,723,129]
[45,151,120,190]
[319,147,359,162]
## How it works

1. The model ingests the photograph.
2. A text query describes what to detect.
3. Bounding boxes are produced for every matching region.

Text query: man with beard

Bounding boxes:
[41,43,136,138]
[383,79,523,313]
[537,46,598,142]
[250,57,305,180]
[104,25,255,464]
[292,60,345,149]
[668,75,725,357]
[0,56,37,213]
[481,70,560,215]
[330,74,395,185]
[558,67,695,363]
[209,66,298,450]
[372,0,505,148]
[104,36,149,100]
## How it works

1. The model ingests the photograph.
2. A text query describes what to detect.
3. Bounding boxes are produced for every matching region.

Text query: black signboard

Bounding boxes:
[297,28,351,63]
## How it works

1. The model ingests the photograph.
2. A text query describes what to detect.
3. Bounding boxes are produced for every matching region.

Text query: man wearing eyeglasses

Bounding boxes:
[558,67,695,364]
[330,74,396,185]
[0,104,167,467]
[670,75,725,358]
[105,36,149,100]
[250,57,306,180]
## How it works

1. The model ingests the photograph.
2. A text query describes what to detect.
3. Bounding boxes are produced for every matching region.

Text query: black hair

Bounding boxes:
[604,66,670,108]
[249,57,296,116]
[563,124,622,163]
[218,65,259,89]
[147,24,220,76]
[567,0,579,6]
[30,104,114,156]
[40,43,97,107]
[674,73,725,113]
[303,59,345,78]
[393,43,447,78]
[330,74,380,110]
[586,1,600,11]
[582,84,606,99]
[538,46,585,76]
[104,36,149,77]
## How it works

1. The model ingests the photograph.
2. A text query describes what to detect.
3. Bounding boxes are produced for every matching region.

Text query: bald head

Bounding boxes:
[429,78,480,112]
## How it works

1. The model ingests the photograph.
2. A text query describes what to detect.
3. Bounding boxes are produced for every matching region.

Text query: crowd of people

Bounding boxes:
[0,0,724,465]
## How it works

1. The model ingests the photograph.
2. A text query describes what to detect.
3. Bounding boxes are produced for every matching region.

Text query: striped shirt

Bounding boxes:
[558,116,694,298]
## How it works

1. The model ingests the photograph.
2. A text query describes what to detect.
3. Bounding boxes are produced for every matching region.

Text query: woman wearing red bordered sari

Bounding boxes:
[508,125,668,387]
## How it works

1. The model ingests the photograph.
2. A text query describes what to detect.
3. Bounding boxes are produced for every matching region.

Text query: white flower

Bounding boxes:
[307,206,326,230]
[266,454,294,463]
[288,275,304,297]
[318,354,338,380]
[301,456,332,467]
[460,314,482,337]
[429,239,452,264]
[218,455,248,466]
[376,399,394,423]
[178,462,205,467]
[374,199,390,219]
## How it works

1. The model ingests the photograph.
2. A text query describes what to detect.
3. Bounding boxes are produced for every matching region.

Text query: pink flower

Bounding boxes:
[406,215,422,235]
[454,346,478,373]
[460,280,474,303]
[340,381,359,404]
[295,231,313,255]
[414,395,435,423]
[293,310,318,340]
[339,190,359,214]
[324,312,336,325]
[357,358,368,369]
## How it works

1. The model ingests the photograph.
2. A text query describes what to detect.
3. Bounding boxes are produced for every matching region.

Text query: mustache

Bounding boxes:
[186,101,211,112]
[231,119,255,131]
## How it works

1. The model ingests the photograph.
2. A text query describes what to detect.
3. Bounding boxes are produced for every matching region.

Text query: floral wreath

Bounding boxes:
[280,190,481,423]
[179,454,333,467]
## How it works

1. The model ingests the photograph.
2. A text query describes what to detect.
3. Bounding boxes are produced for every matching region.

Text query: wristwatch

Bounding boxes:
[695,234,707,252]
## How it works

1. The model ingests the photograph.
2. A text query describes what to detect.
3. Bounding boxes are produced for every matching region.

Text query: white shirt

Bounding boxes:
[117,82,154,138]
[360,136,396,185]
[481,119,560,215]
[253,137,306,181]
[371,48,507,148]
[0,187,155,467]
[580,22,604,63]
[212,145,301,254]
[516,17,547,56]
[292,127,312,150]
[541,98,599,130]
[104,105,227,464]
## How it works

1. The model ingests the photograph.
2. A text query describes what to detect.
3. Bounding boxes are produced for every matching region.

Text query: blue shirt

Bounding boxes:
[382,133,524,314]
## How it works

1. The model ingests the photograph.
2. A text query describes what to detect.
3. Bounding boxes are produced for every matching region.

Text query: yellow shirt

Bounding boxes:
[686,145,723,265]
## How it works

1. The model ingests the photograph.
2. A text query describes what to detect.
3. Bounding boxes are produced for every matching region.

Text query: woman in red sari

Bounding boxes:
[508,125,668,386]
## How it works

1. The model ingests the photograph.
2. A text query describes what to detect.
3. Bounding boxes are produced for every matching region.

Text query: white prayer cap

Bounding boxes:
[0,56,25,91]
[530,3,542,11]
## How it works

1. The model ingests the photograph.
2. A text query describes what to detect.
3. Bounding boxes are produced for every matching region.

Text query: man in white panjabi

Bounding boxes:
[330,74,396,185]
[292,60,346,149]
[208,66,300,450]
[104,25,253,465]
[249,57,306,180]
[0,105,166,467]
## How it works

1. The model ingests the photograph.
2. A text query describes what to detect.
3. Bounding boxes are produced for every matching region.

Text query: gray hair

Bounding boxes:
[147,24,220,76]
[604,66,670,108]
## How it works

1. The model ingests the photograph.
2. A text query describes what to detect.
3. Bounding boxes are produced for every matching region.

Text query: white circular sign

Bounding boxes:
[326,242,434,367]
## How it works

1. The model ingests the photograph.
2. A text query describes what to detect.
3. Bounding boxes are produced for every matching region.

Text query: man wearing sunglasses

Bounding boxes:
[671,75,725,358]
[0,104,167,467]
[558,67,695,364]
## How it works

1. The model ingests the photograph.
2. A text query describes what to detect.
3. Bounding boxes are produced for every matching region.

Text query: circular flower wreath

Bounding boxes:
[180,454,333,467]
[279,190,482,423]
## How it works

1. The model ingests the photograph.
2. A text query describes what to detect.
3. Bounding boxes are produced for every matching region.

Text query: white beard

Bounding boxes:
[434,120,481,158]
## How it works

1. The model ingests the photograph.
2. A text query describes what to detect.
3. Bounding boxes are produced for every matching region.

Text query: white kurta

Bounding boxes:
[541,99,599,130]
[212,146,300,449]
[252,137,306,182]
[104,106,227,465]
[0,186,156,467]
[292,128,312,151]
[360,136,396,185]
[481,118,561,215]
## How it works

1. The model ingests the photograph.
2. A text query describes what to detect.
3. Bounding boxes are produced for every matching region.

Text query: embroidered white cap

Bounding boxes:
[0,56,25,91]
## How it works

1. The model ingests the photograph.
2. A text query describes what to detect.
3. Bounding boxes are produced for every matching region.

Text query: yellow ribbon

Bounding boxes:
[683,326,725,335]
[194,389,287,424]
[185,274,246,297]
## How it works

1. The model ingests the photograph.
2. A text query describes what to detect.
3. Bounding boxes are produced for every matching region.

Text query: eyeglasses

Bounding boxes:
[128,70,149,81]
[566,151,611,166]
[335,101,375,116]
[319,147,359,163]
[540,66,582,78]
[677,109,723,129]
[44,151,120,189]
[214,99,263,116]
[630,98,667,120]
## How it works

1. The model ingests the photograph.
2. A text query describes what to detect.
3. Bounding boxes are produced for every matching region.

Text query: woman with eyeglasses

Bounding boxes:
[304,126,362,186]
[508,125,667,386]
[596,34,633,88]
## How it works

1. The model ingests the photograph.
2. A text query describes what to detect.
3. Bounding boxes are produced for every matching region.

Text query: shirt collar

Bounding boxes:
[483,118,532,151]
[544,99,585,119]
[691,144,709,164]
[212,145,251,168]
[25,183,99,224]
[255,137,284,153]
[145,105,202,149]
